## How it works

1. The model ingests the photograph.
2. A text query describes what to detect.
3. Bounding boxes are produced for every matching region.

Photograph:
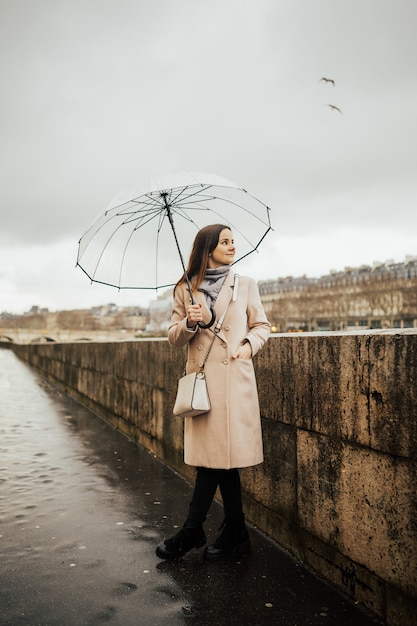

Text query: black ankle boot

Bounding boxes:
[156,526,206,560]
[204,516,250,560]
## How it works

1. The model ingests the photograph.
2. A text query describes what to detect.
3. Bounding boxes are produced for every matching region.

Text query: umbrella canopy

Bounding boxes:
[77,171,272,293]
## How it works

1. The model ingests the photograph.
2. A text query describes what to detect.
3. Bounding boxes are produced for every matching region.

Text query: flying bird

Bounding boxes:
[327,104,343,114]
[320,77,335,86]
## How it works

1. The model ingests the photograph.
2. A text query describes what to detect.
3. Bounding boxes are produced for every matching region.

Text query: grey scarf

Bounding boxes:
[198,266,230,308]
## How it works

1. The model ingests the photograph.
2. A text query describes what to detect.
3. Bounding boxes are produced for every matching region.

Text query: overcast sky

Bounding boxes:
[1,0,416,314]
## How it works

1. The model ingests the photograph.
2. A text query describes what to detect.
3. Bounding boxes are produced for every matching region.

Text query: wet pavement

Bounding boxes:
[0,348,383,626]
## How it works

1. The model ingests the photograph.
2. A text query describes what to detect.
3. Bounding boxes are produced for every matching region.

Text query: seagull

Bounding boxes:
[320,77,335,86]
[327,104,343,114]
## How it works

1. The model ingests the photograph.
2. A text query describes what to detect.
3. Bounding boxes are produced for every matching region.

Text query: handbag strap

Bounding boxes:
[199,288,234,372]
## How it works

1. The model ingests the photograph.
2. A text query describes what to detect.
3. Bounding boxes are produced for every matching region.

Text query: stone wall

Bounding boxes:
[6,330,417,626]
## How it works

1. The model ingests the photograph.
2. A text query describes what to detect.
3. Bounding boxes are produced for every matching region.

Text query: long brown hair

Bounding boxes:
[175,224,230,294]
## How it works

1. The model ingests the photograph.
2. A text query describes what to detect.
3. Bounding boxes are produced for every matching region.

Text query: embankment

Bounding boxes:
[5,330,417,626]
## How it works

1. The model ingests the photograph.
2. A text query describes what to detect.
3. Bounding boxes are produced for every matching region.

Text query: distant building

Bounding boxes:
[147,291,172,334]
[28,305,49,315]
[5,256,417,340]
[1,304,149,339]
[259,256,417,332]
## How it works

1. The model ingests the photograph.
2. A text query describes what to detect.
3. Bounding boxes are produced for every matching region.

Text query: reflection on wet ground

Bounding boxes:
[0,349,382,625]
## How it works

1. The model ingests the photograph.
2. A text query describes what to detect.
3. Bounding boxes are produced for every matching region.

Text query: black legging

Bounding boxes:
[185,467,243,528]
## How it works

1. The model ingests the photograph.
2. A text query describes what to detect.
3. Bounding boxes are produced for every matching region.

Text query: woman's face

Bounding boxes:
[208,228,235,269]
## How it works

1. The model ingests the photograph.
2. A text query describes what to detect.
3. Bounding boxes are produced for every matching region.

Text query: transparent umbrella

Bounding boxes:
[77,171,272,327]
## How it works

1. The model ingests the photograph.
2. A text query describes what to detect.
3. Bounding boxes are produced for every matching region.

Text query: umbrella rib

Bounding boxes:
[169,202,255,252]
[78,199,161,255]
[117,227,137,288]
[170,191,272,251]
[154,210,168,289]
[106,192,162,213]
[167,186,271,229]
[114,197,163,221]
[231,224,273,265]
[116,203,171,286]
[166,182,240,206]
[80,200,166,279]
[88,224,131,282]
[82,212,156,281]
[166,183,211,206]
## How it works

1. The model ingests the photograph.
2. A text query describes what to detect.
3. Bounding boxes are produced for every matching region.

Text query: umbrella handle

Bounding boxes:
[197,306,216,329]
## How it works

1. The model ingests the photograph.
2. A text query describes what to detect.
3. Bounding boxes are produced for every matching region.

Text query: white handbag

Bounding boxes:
[173,371,211,418]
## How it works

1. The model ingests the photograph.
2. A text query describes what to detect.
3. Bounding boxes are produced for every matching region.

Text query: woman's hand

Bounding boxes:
[186,303,203,328]
[231,341,252,360]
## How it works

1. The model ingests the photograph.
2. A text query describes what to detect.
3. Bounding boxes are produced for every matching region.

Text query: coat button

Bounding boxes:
[198,361,204,368]
[222,343,227,348]
[223,359,229,365]
[224,325,230,331]
[197,344,203,350]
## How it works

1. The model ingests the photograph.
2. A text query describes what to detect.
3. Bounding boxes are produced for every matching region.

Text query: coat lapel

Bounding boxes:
[214,270,235,318]
[210,270,235,340]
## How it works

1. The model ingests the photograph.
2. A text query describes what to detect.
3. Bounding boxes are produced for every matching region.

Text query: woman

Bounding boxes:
[155,224,270,560]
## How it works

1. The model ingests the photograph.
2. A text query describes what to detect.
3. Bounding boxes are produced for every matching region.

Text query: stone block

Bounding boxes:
[368,334,417,458]
[297,430,417,597]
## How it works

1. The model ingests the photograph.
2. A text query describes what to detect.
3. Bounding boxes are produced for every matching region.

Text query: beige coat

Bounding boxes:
[168,270,270,469]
